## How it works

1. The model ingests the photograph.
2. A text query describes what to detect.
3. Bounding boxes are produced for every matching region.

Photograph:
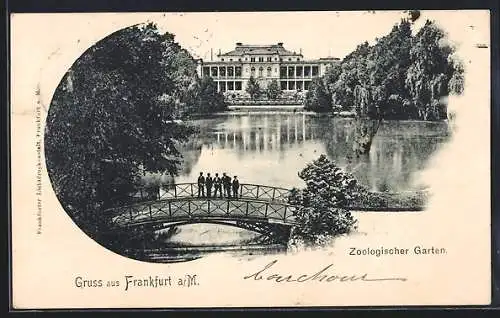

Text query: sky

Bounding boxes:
[10,10,490,114]
[151,10,490,60]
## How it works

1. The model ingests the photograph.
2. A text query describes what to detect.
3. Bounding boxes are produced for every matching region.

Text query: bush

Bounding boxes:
[288,155,359,247]
[349,191,428,211]
[194,76,227,113]
[266,79,281,100]
[245,76,261,100]
[304,78,332,112]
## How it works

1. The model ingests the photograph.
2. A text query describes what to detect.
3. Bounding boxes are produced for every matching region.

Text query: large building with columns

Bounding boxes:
[196,42,339,97]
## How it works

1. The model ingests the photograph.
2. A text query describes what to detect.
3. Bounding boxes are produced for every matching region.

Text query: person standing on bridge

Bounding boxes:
[205,173,213,198]
[223,172,231,198]
[214,173,223,198]
[232,176,240,199]
[197,172,205,197]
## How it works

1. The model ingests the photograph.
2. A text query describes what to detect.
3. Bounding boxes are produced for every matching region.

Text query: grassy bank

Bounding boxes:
[349,191,428,211]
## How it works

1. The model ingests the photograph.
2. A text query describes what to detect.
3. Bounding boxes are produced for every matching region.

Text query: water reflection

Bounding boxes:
[173,114,450,192]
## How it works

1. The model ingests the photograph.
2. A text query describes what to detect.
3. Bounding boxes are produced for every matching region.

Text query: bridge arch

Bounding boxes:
[104,183,300,246]
[116,217,294,246]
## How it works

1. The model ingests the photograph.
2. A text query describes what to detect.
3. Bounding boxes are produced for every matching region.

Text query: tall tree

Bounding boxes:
[330,41,371,111]
[44,23,197,241]
[366,19,413,118]
[304,77,332,112]
[323,63,342,95]
[405,20,460,120]
[317,19,464,121]
[265,79,281,100]
[194,76,227,113]
[246,76,261,99]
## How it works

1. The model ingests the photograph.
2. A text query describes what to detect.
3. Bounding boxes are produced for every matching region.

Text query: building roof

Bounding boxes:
[318,56,341,61]
[201,59,336,65]
[219,42,302,57]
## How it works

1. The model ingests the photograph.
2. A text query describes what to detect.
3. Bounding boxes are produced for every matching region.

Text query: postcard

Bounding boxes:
[10,10,491,308]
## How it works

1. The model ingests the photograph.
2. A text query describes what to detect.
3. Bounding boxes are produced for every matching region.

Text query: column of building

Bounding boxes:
[281,64,315,91]
[205,64,245,93]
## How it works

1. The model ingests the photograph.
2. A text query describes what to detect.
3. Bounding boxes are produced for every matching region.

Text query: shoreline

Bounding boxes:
[189,110,449,122]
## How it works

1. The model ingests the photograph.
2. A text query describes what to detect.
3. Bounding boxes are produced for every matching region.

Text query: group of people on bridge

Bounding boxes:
[197,172,240,199]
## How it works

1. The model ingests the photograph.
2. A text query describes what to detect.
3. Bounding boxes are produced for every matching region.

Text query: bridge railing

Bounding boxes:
[109,197,297,228]
[122,183,293,204]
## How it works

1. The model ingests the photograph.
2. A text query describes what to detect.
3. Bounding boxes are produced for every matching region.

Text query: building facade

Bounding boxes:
[196,43,339,97]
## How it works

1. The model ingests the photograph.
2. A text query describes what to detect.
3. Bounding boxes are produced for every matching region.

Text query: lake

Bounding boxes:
[170,113,451,192]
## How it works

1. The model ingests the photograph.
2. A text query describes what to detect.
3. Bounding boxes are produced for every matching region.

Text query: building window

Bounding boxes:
[296,66,303,77]
[238,58,242,62]
[289,81,295,90]
[245,57,248,61]
[267,67,272,77]
[280,58,283,62]
[288,67,294,78]
[280,67,287,78]
[297,58,300,61]
[220,81,227,92]
[288,58,292,61]
[281,81,287,90]
[251,57,255,62]
[221,58,224,61]
[275,57,278,61]
[235,81,242,90]
[258,67,263,77]
[229,58,233,61]
[228,66,234,77]
[275,68,278,73]
[203,67,210,77]
[304,81,311,90]
[228,81,234,90]
[304,66,311,77]
[251,67,256,76]
[267,57,272,62]
[312,66,319,76]
[259,57,264,62]
[211,67,218,77]
[297,81,303,90]
[235,66,242,77]
[220,67,226,77]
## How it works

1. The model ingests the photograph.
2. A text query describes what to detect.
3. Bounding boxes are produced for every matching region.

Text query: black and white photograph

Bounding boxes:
[10,9,492,308]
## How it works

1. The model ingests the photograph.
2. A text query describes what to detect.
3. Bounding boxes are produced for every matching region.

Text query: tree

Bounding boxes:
[318,19,464,121]
[323,63,342,97]
[44,23,197,243]
[366,20,413,118]
[329,42,371,111]
[406,10,421,23]
[288,155,359,247]
[265,79,281,100]
[448,60,465,96]
[405,20,461,120]
[246,76,261,99]
[304,77,332,112]
[351,119,381,157]
[194,76,227,113]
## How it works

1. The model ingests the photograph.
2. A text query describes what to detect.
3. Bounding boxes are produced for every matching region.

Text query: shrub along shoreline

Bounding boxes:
[348,190,428,211]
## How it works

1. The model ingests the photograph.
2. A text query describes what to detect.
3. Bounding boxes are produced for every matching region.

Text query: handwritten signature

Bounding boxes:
[244,260,407,283]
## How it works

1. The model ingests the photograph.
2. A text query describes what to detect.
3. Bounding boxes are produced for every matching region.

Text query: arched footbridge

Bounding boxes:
[104,183,299,244]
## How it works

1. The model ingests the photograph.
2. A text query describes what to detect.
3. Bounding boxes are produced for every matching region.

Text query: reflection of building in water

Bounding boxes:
[211,114,316,152]
[176,116,450,192]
